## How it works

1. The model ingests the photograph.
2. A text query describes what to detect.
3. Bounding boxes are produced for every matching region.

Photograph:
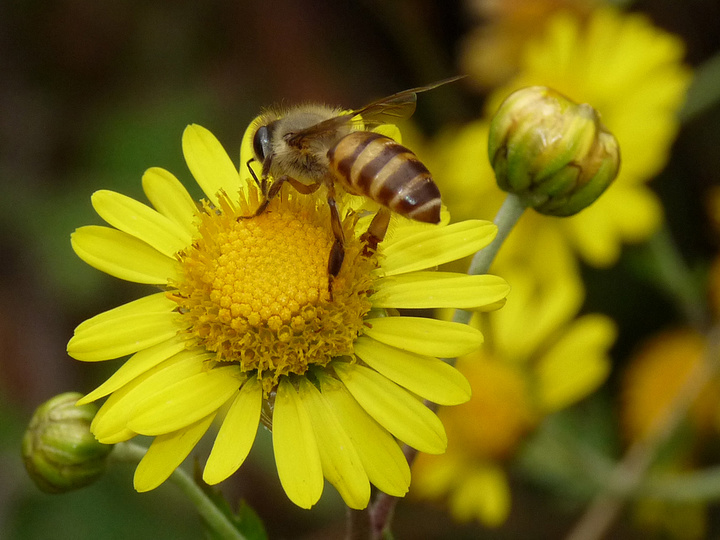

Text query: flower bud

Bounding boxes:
[22,392,112,493]
[488,86,620,216]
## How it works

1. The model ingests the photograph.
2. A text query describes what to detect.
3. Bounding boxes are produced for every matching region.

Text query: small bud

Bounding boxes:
[22,392,112,493]
[488,86,620,216]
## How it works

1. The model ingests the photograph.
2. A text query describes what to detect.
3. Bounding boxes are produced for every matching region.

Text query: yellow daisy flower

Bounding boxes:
[459,0,599,90]
[432,6,691,267]
[412,231,616,525]
[621,328,720,443]
[619,328,720,540]
[67,124,510,510]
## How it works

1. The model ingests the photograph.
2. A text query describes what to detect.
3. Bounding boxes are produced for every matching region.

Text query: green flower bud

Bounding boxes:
[23,392,112,493]
[488,86,620,216]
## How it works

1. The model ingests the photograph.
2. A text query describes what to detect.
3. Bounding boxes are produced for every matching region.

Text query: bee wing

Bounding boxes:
[286,76,464,148]
[353,76,464,126]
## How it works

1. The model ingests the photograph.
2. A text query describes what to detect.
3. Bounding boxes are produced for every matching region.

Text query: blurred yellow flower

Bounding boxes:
[67,124,511,510]
[412,231,616,525]
[620,328,719,540]
[620,328,719,443]
[460,0,599,89]
[434,6,691,267]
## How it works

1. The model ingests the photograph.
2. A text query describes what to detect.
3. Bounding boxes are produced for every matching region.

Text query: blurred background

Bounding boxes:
[3,0,720,538]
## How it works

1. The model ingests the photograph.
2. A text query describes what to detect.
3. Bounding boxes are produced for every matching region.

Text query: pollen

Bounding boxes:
[171,189,376,393]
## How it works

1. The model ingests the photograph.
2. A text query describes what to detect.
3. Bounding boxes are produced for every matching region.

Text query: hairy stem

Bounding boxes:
[111,442,246,540]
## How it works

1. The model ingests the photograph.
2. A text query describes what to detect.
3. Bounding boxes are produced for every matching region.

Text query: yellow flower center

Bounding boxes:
[170,189,376,394]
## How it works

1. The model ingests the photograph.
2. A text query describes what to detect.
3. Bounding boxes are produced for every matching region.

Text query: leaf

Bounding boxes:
[197,473,268,540]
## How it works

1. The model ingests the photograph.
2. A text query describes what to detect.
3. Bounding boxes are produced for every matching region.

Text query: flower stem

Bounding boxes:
[645,226,708,329]
[369,193,526,538]
[565,323,720,540]
[369,445,418,540]
[346,507,371,540]
[111,442,246,540]
[679,49,720,124]
[454,192,527,326]
[640,464,720,502]
[564,227,713,540]
[469,192,527,275]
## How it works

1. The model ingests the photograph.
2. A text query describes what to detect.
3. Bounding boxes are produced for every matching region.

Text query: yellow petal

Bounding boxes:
[71,225,181,284]
[91,349,210,443]
[370,272,510,309]
[273,378,323,509]
[142,167,198,236]
[491,259,583,363]
[134,413,215,492]
[92,385,139,444]
[363,316,483,358]
[477,298,508,312]
[371,124,402,143]
[297,377,370,510]
[76,338,187,404]
[536,314,616,412]
[100,428,135,444]
[239,117,263,187]
[128,365,243,435]
[73,292,175,332]
[203,376,262,485]
[68,310,182,362]
[381,221,497,276]
[182,124,242,206]
[364,207,451,240]
[565,173,663,268]
[333,361,447,454]
[412,452,464,498]
[353,337,470,405]
[91,190,192,257]
[317,372,410,497]
[449,465,511,527]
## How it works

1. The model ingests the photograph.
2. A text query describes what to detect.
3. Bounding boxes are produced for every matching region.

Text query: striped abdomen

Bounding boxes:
[327,131,441,223]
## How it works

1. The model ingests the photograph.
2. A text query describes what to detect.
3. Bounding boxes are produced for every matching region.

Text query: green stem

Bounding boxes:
[640,465,720,502]
[564,225,713,539]
[646,226,708,328]
[454,192,527,326]
[679,50,720,124]
[370,193,526,538]
[111,442,246,540]
[565,323,720,540]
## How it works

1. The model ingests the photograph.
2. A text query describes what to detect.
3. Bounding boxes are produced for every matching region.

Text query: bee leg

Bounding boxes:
[284,177,321,195]
[326,188,346,301]
[251,175,286,216]
[360,207,391,254]
[250,176,321,217]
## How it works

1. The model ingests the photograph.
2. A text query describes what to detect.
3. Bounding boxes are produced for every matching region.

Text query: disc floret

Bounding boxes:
[171,190,376,393]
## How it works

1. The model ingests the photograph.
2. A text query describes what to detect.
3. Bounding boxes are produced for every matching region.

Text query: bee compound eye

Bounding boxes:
[253,125,271,161]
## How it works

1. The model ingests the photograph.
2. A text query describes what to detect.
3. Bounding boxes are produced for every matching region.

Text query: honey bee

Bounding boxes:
[247,76,462,286]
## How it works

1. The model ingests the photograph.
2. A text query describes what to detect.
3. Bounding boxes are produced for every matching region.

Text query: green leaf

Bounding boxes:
[196,469,268,540]
[233,501,268,540]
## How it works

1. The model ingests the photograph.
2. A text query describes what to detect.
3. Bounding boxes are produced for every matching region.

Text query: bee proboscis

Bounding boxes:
[248,76,462,290]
